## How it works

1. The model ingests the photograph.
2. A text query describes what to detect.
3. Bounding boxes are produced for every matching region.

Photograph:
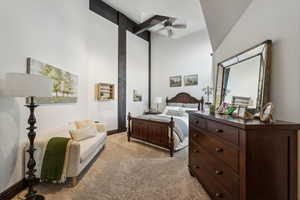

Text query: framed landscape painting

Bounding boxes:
[27,58,78,104]
[184,74,198,86]
[169,76,182,87]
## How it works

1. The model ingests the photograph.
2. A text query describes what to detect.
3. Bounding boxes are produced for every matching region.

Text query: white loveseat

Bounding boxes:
[25,120,107,186]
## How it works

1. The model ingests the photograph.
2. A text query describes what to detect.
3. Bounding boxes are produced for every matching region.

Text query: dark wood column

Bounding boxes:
[118,13,127,131]
[148,32,152,109]
[90,0,151,133]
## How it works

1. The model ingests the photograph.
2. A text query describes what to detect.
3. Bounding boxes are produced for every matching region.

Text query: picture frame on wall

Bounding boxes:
[26,57,78,104]
[184,74,198,86]
[133,89,142,102]
[96,83,115,101]
[169,75,182,87]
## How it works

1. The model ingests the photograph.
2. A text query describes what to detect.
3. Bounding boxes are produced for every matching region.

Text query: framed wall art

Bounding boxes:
[27,57,78,104]
[169,75,182,87]
[184,74,198,86]
[133,89,142,102]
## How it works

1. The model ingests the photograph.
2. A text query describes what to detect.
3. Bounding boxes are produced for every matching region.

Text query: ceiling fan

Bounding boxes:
[154,17,187,37]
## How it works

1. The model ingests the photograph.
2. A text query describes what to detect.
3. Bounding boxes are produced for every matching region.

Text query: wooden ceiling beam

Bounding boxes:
[134,15,170,35]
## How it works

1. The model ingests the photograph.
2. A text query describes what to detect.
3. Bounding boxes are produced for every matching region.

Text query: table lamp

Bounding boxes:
[154,97,163,112]
[5,73,53,200]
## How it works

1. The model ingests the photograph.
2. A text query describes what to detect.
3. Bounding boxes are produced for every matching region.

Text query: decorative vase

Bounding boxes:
[209,104,215,114]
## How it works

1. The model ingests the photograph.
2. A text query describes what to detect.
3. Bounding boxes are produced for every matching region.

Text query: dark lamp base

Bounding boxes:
[25,194,45,200]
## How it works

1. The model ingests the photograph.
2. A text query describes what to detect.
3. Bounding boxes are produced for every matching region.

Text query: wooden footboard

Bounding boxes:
[127,113,175,157]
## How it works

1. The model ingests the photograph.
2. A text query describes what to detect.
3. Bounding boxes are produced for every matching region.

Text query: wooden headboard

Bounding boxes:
[166,92,203,111]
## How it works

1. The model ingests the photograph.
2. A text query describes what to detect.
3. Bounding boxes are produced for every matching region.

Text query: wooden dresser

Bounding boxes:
[188,112,300,200]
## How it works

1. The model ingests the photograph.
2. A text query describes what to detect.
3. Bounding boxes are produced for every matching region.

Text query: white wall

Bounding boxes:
[213,0,300,122]
[0,0,118,192]
[212,0,300,197]
[126,31,149,117]
[87,21,118,130]
[151,30,212,109]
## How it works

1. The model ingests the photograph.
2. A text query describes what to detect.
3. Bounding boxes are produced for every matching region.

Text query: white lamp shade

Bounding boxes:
[154,97,163,104]
[4,73,53,97]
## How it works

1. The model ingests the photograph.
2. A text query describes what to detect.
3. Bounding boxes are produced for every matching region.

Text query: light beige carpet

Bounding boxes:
[14,133,210,200]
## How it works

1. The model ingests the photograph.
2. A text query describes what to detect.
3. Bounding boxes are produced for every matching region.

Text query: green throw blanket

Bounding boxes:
[41,137,71,183]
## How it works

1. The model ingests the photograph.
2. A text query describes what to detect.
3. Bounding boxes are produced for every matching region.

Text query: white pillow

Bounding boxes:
[163,106,180,114]
[168,103,183,107]
[166,109,185,117]
[181,107,198,112]
[75,120,95,129]
[183,104,199,108]
[163,106,194,116]
[69,126,97,141]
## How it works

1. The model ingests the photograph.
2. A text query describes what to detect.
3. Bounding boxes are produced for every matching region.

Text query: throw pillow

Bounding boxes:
[69,126,97,141]
[95,123,106,133]
[75,120,95,129]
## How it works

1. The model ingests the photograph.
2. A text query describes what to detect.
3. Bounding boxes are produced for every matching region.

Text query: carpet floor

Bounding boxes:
[14,133,210,200]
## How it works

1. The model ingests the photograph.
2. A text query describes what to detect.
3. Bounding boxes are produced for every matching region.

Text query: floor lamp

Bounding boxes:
[5,73,53,200]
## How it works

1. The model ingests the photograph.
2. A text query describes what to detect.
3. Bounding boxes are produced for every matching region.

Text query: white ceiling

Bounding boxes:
[199,0,253,51]
[102,0,207,38]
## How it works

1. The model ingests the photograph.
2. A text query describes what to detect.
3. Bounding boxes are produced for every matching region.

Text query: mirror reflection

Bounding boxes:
[223,55,261,109]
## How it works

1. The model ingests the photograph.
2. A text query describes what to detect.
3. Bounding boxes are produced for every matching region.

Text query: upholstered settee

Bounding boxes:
[25,120,107,186]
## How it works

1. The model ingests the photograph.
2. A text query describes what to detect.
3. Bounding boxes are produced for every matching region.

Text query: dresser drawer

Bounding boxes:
[190,141,239,196]
[190,163,235,200]
[190,128,239,172]
[189,115,206,130]
[207,120,239,145]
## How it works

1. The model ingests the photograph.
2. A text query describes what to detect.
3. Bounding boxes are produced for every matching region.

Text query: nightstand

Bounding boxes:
[144,111,162,115]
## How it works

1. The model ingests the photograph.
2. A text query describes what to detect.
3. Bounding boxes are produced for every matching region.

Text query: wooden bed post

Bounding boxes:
[170,117,174,157]
[127,112,131,142]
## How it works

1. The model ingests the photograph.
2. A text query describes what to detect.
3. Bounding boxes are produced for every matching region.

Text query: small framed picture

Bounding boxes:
[238,107,246,118]
[232,105,253,119]
[260,102,274,122]
[133,89,142,102]
[169,76,182,87]
[184,74,198,86]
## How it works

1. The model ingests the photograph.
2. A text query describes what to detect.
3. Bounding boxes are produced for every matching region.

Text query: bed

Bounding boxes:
[127,93,203,157]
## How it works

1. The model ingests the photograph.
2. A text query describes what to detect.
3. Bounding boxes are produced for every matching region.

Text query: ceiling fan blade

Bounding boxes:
[172,24,187,29]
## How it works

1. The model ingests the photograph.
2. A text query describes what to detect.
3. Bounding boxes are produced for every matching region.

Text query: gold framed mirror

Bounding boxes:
[214,40,272,113]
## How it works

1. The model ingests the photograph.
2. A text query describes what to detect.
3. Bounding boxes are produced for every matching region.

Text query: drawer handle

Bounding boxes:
[215,170,223,175]
[215,193,223,198]
[193,149,199,153]
[216,129,223,133]
[215,148,224,152]
[195,120,199,124]
[194,165,200,169]
[193,134,199,137]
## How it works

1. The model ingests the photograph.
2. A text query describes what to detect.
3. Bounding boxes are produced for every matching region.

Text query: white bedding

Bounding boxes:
[158,113,189,125]
[158,113,189,151]
[135,113,189,151]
